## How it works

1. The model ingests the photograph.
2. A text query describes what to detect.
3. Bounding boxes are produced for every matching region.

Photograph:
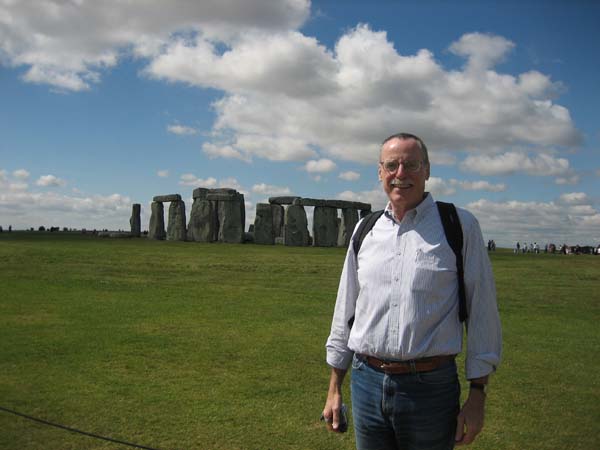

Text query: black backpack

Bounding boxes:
[350,201,467,327]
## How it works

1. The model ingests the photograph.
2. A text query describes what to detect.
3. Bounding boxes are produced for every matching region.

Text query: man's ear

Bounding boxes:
[424,163,430,180]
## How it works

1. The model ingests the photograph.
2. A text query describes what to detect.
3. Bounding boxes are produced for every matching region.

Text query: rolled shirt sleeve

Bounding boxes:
[325,242,360,370]
[461,212,503,379]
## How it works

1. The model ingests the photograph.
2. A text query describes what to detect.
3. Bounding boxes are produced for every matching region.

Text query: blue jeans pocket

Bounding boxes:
[352,353,365,370]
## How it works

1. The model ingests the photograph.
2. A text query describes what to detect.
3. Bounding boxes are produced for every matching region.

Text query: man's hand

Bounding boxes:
[322,368,347,432]
[322,392,344,432]
[455,387,486,445]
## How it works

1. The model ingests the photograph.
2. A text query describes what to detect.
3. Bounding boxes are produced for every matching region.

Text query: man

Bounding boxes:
[322,133,502,450]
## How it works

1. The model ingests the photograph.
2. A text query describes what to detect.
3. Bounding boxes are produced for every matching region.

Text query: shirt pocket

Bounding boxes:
[411,247,456,295]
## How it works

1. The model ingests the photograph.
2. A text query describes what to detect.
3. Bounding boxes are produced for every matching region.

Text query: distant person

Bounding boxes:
[534,242,539,254]
[515,242,520,254]
[323,132,502,450]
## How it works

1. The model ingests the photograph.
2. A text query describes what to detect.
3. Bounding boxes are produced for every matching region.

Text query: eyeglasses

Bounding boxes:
[379,159,424,173]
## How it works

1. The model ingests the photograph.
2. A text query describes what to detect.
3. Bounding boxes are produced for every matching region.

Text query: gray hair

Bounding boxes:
[381,132,429,166]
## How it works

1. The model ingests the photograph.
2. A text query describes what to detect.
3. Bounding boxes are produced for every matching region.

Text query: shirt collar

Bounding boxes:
[384,192,435,224]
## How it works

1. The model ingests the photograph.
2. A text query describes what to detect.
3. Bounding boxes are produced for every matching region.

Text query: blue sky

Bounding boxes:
[1,0,599,247]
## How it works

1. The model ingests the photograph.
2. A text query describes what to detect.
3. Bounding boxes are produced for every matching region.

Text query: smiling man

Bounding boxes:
[322,133,502,450]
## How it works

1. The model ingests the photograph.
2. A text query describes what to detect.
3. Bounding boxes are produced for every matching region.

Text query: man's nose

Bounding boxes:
[392,163,406,176]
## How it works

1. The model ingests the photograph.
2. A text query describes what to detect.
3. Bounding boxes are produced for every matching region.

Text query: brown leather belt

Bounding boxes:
[360,354,456,374]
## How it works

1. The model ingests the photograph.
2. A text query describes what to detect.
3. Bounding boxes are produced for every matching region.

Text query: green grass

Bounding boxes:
[0,232,599,449]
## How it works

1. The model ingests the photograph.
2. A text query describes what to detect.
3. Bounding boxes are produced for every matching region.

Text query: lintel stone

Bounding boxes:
[153,194,182,202]
[268,196,301,205]
[193,188,209,199]
[207,192,237,201]
[292,197,370,210]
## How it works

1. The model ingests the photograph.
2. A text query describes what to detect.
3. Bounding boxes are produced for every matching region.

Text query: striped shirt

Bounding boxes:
[326,193,502,379]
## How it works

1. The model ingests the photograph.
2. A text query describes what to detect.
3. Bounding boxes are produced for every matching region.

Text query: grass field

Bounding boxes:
[0,232,599,450]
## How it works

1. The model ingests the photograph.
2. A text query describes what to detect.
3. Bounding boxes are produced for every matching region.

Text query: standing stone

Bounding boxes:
[360,209,372,219]
[217,192,245,244]
[338,208,359,248]
[313,206,339,247]
[148,202,166,240]
[271,204,284,238]
[187,198,217,242]
[129,204,141,237]
[167,200,187,241]
[284,204,309,246]
[254,203,274,245]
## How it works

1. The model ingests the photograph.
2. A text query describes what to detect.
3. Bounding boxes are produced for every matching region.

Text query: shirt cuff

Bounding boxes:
[465,353,499,379]
[326,348,354,370]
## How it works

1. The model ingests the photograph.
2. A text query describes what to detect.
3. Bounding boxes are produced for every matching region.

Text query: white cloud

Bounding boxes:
[0,188,133,230]
[179,173,217,187]
[339,171,361,181]
[430,151,457,166]
[425,177,456,197]
[0,170,27,192]
[252,183,292,196]
[218,177,245,193]
[157,170,169,178]
[305,159,337,173]
[202,142,251,162]
[555,174,580,185]
[1,4,582,167]
[467,198,600,246]
[461,152,571,176]
[338,187,388,211]
[36,174,67,187]
[449,179,506,192]
[8,182,29,191]
[558,192,589,205]
[0,0,310,91]
[449,32,515,73]
[13,169,30,179]
[167,124,197,135]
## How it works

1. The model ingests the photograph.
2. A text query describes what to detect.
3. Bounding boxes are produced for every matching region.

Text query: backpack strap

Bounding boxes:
[352,210,385,256]
[436,201,468,323]
[347,209,384,329]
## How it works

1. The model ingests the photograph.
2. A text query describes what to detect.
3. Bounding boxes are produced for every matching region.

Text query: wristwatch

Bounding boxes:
[470,382,487,395]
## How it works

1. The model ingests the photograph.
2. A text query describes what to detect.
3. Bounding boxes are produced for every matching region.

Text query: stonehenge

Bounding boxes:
[284,204,310,246]
[254,196,371,247]
[167,200,186,241]
[148,201,166,240]
[254,203,274,245]
[187,188,245,243]
[130,203,141,237]
[138,188,371,248]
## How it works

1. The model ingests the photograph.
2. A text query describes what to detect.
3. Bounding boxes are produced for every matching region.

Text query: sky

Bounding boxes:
[1,0,599,247]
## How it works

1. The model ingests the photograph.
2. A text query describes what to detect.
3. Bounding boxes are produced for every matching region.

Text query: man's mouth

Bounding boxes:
[390,179,412,189]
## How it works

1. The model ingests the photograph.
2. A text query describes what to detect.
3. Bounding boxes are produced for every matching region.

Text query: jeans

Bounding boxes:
[350,354,460,450]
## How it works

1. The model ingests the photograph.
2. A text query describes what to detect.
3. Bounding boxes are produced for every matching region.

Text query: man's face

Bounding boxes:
[378,137,430,212]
